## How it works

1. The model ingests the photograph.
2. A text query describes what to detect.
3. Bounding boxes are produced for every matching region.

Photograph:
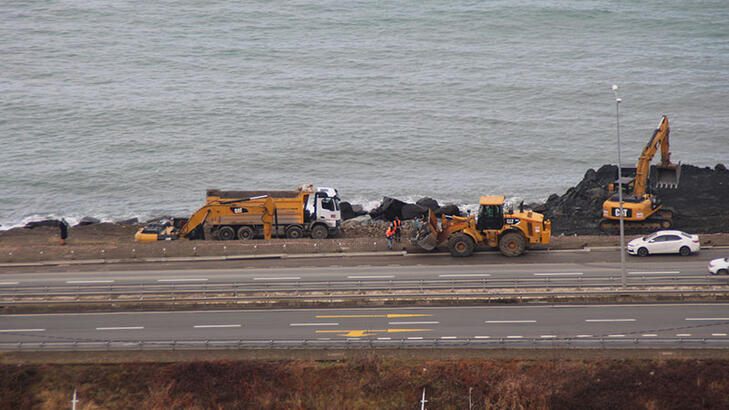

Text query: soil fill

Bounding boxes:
[542,163,729,235]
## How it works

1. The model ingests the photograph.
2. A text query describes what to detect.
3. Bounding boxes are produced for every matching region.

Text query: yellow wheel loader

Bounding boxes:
[414,196,551,257]
[600,115,680,233]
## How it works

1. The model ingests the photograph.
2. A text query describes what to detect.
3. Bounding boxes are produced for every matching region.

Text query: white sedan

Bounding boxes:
[627,230,700,257]
[708,258,729,275]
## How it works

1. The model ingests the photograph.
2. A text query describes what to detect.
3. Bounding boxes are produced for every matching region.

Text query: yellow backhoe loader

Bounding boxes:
[599,115,680,233]
[414,196,551,257]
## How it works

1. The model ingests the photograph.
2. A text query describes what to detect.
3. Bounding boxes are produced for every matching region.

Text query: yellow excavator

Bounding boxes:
[599,115,680,233]
[415,195,551,257]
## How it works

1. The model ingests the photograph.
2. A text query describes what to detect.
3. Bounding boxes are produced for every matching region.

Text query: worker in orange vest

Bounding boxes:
[385,223,395,250]
[393,216,402,243]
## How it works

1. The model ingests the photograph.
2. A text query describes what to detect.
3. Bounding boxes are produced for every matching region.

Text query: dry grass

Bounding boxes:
[3,356,729,409]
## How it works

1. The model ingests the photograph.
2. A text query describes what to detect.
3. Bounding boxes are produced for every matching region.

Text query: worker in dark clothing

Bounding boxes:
[59,218,69,245]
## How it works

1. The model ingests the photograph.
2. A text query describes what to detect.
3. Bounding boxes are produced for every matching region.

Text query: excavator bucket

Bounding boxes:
[654,164,681,189]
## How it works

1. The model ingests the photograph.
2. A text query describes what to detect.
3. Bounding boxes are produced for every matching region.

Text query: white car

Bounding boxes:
[627,230,700,257]
[708,258,729,275]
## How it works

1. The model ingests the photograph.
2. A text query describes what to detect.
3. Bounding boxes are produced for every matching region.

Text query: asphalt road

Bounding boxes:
[2,304,729,348]
[0,249,726,291]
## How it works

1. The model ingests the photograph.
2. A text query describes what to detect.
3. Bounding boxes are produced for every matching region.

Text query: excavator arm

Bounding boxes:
[634,115,677,197]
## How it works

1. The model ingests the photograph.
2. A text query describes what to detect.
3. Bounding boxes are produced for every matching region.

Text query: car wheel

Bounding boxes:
[719,269,729,276]
[679,246,691,256]
[637,247,649,257]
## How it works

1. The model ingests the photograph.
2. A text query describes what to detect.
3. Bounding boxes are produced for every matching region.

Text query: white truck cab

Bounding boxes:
[305,186,342,236]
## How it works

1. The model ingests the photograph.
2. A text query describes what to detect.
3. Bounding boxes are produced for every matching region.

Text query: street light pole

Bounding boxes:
[612,84,627,288]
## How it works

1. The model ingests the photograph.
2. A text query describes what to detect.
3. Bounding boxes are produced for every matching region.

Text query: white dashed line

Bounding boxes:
[438,274,491,278]
[585,319,636,322]
[685,317,729,321]
[485,320,536,324]
[712,333,727,337]
[676,334,692,337]
[388,321,439,325]
[440,336,457,339]
[253,277,300,281]
[642,334,658,337]
[540,335,557,338]
[347,275,395,279]
[474,336,491,339]
[407,337,424,340]
[576,334,593,338]
[377,337,392,340]
[96,326,144,331]
[607,334,625,338]
[66,280,115,284]
[628,271,680,275]
[289,323,339,327]
[0,282,19,286]
[0,328,45,332]
[506,335,524,339]
[157,278,207,283]
[533,272,583,276]
[193,324,241,329]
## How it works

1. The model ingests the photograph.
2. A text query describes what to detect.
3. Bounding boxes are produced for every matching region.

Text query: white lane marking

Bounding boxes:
[66,280,115,284]
[377,337,392,340]
[585,319,636,322]
[676,334,692,337]
[347,275,395,279]
[96,326,144,331]
[485,320,536,324]
[438,274,491,278]
[440,336,457,339]
[253,277,300,281]
[474,336,491,339]
[317,338,331,341]
[608,334,625,338]
[506,335,524,339]
[540,335,557,338]
[576,334,593,338]
[388,321,439,325]
[193,324,241,329]
[712,333,727,337]
[642,334,658,337]
[685,317,729,321]
[407,337,423,340]
[0,328,45,332]
[0,282,19,286]
[533,272,583,276]
[289,323,339,327]
[628,271,680,275]
[157,278,207,282]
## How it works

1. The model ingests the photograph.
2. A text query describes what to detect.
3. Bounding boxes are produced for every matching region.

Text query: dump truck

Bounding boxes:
[135,184,341,241]
[414,195,551,257]
[599,115,680,233]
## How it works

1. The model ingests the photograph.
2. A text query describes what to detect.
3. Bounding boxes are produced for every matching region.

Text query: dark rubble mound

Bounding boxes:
[543,163,729,235]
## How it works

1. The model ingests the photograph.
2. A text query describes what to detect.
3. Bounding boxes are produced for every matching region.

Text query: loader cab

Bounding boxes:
[476,195,505,231]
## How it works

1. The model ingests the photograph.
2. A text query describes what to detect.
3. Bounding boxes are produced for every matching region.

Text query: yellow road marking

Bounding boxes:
[315,313,432,319]
[315,328,432,337]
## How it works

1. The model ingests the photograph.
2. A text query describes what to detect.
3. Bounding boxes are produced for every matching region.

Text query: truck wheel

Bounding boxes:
[237,226,255,240]
[286,226,304,239]
[499,231,526,257]
[310,224,328,240]
[448,233,475,257]
[217,226,235,241]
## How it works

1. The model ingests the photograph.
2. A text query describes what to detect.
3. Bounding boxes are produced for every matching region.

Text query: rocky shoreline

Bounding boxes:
[5,163,729,238]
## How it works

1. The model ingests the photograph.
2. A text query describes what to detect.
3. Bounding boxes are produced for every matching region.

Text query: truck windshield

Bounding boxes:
[321,198,336,211]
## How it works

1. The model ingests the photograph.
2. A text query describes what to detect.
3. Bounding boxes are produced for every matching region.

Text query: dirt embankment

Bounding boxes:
[541,163,729,235]
[2,357,729,409]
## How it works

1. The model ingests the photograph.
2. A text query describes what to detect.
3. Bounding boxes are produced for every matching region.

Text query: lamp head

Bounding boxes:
[612,84,619,91]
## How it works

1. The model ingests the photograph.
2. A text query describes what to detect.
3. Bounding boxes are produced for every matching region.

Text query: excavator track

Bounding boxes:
[598,210,673,235]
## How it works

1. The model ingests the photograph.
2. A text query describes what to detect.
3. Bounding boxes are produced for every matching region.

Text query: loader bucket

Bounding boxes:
[417,231,438,251]
[654,164,680,189]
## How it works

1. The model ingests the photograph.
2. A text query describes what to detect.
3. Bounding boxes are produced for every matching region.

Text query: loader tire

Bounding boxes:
[448,233,475,257]
[499,231,526,257]
[310,224,329,240]
[217,226,236,241]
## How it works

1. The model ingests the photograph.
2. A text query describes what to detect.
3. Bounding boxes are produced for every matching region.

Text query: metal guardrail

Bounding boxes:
[1,274,727,303]
[3,337,729,351]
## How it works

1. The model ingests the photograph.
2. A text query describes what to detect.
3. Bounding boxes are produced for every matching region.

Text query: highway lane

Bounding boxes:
[0,249,727,290]
[2,304,729,347]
